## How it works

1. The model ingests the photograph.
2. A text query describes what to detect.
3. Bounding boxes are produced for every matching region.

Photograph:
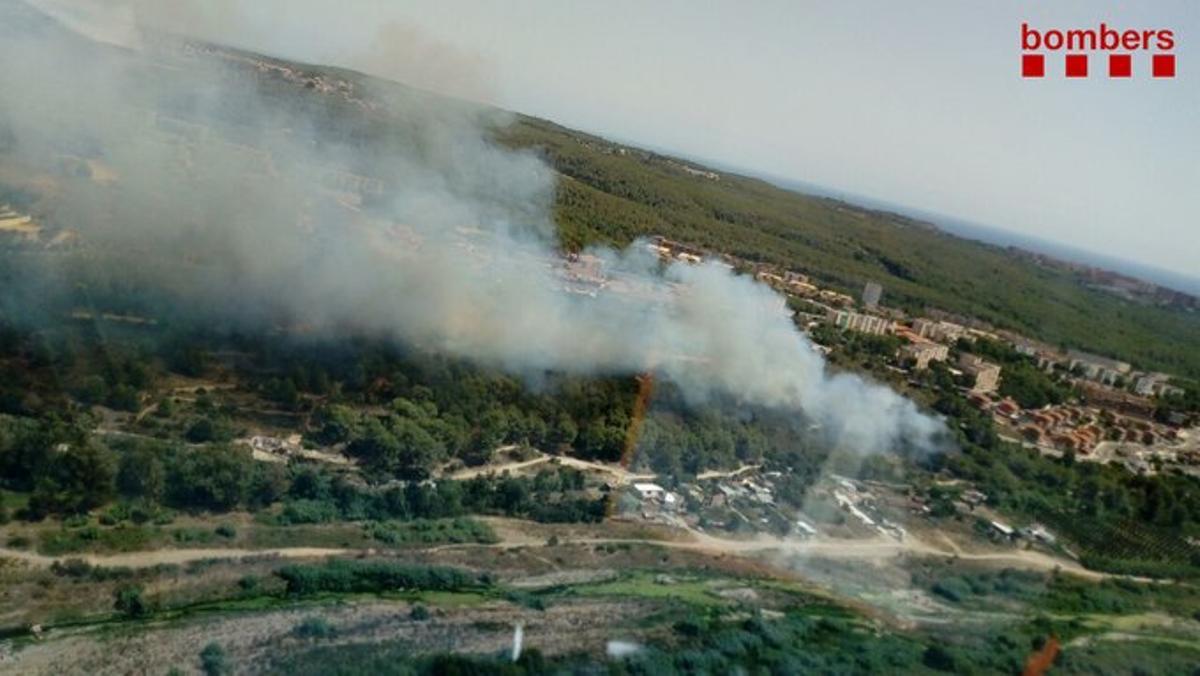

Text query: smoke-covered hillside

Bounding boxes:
[0,0,944,456]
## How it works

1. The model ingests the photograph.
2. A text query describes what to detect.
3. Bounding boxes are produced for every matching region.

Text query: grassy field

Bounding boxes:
[568,571,726,607]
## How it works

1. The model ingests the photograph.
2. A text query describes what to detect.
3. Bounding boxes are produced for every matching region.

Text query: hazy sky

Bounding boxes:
[34,0,1200,278]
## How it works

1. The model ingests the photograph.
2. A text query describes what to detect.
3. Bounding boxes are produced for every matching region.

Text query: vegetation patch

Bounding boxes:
[567,571,727,608]
[362,517,497,546]
[39,523,157,555]
[276,560,482,596]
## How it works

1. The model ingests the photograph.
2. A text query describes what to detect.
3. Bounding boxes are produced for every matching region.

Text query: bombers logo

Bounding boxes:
[1021,23,1175,78]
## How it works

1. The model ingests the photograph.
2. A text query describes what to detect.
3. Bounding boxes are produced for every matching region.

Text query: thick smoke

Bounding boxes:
[0,0,945,455]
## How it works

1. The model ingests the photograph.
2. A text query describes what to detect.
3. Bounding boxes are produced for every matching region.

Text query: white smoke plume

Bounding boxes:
[0,0,946,456]
[511,623,523,662]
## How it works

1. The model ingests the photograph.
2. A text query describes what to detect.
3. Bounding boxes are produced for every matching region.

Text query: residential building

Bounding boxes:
[1010,338,1066,371]
[911,318,968,344]
[862,281,882,309]
[818,289,855,307]
[756,269,817,297]
[1133,372,1184,398]
[958,354,1002,393]
[1067,349,1132,386]
[900,340,949,370]
[789,280,819,297]
[994,398,1020,417]
[828,309,892,336]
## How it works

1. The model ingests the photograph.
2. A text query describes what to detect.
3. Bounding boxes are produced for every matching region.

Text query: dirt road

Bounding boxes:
[0,517,1116,582]
[696,465,760,481]
[446,451,656,483]
[0,545,348,568]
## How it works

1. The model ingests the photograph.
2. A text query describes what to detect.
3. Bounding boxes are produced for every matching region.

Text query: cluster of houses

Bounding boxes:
[980,393,1186,459]
[830,477,907,541]
[645,236,710,267]
[646,236,858,307]
[631,482,680,512]
[632,236,1193,477]
[628,472,818,536]
[711,475,777,507]
[181,41,360,102]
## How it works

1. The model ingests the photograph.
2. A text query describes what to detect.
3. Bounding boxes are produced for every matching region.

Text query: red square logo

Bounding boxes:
[1109,54,1132,78]
[1153,54,1175,78]
[1022,54,1044,77]
[1065,54,1088,77]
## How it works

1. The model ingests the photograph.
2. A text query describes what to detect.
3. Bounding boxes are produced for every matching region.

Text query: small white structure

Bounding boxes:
[1021,524,1057,545]
[961,489,988,506]
[511,623,523,662]
[633,483,665,499]
[607,640,642,658]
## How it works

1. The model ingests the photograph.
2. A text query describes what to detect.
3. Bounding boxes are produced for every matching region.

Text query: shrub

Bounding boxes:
[276,560,477,596]
[186,418,218,443]
[215,523,237,539]
[504,590,545,611]
[932,577,971,603]
[923,645,959,672]
[278,499,340,525]
[113,584,148,619]
[200,642,228,676]
[410,604,430,621]
[51,558,93,578]
[186,558,220,575]
[173,527,215,544]
[675,619,703,637]
[127,501,157,524]
[293,616,336,639]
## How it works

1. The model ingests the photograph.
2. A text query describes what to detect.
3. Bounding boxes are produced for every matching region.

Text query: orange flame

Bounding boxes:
[621,373,656,470]
[606,373,655,518]
[1022,635,1059,676]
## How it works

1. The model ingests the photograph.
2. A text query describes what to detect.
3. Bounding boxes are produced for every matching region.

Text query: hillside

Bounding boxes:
[496,117,1199,379]
[3,7,1200,672]
[0,0,1195,379]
